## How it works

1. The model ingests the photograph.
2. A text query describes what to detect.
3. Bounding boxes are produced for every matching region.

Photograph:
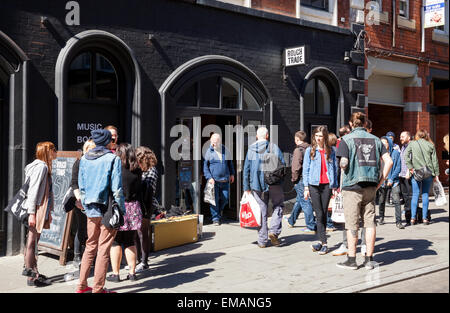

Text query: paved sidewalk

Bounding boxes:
[0,197,448,293]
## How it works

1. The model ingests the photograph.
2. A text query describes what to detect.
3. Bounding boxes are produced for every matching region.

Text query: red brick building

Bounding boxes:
[225,0,449,183]
[364,0,449,184]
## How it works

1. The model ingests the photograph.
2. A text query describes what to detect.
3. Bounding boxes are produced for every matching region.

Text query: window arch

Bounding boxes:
[55,30,142,150]
[65,48,125,150]
[175,75,262,111]
[304,77,333,115]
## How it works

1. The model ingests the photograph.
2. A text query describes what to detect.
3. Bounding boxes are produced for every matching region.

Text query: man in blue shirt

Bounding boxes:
[203,133,235,226]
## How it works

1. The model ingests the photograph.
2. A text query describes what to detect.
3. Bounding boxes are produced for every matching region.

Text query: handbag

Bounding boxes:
[4,177,31,225]
[101,193,124,229]
[101,159,124,229]
[413,141,433,182]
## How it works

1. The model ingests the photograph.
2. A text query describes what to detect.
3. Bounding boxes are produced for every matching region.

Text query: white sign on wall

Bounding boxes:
[424,0,446,28]
[284,46,308,67]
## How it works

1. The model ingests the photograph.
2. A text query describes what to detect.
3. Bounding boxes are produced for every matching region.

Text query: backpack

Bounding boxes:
[261,143,288,185]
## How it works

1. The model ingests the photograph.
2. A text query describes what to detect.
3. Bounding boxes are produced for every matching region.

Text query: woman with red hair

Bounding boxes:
[22,141,57,287]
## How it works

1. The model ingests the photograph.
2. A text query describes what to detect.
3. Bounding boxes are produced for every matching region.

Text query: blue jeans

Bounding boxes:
[210,182,229,222]
[288,182,316,230]
[411,176,433,221]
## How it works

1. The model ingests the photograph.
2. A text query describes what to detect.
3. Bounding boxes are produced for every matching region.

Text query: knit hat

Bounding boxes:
[91,129,112,147]
[386,131,395,138]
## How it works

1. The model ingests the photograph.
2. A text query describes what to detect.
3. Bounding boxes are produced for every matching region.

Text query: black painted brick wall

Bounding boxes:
[0,0,357,156]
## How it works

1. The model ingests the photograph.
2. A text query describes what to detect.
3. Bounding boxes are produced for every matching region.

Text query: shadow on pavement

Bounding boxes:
[279,234,319,247]
[110,268,215,292]
[374,239,437,266]
[109,251,225,292]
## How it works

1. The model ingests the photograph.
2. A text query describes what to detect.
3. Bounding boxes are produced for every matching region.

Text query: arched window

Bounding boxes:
[66,49,124,150]
[304,77,332,115]
[175,76,262,111]
[68,51,118,102]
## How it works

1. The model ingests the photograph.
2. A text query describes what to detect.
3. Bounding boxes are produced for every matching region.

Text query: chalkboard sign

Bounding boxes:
[38,151,81,265]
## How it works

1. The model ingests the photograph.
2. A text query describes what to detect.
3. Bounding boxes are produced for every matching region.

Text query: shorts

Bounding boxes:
[342,187,377,231]
[112,230,136,248]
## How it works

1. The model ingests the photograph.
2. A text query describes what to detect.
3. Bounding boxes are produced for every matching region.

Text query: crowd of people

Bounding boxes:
[241,112,446,271]
[18,111,448,291]
[21,126,158,293]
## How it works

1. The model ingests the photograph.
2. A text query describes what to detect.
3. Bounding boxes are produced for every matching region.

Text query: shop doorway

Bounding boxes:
[174,114,262,223]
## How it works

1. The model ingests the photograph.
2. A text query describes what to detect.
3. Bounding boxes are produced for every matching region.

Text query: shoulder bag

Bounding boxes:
[101,157,124,229]
[4,177,31,225]
[412,141,433,182]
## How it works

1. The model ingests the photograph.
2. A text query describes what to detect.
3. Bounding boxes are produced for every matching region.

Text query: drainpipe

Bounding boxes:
[421,0,426,52]
[393,0,396,47]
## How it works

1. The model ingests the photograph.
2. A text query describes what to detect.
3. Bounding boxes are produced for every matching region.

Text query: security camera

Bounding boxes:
[344,51,351,63]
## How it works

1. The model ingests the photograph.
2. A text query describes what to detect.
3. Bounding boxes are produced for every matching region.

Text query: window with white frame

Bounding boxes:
[399,0,409,19]
[301,0,329,11]
[435,0,449,34]
[217,0,251,7]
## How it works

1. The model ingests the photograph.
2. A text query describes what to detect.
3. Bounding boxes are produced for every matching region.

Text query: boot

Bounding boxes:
[405,210,411,226]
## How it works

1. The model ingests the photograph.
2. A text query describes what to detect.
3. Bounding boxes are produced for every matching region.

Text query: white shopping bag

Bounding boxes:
[239,192,262,228]
[203,181,216,206]
[433,181,447,207]
[330,193,345,223]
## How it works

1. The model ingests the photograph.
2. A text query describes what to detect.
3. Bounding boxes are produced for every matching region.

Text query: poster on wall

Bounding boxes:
[424,0,446,28]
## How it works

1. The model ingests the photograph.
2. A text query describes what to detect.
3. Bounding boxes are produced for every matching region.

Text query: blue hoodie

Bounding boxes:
[243,140,285,192]
[381,136,401,187]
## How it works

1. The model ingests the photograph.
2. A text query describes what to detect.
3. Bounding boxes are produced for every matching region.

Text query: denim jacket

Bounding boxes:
[302,146,338,189]
[203,145,235,182]
[384,137,401,187]
[340,127,384,188]
[78,147,125,217]
[243,140,285,192]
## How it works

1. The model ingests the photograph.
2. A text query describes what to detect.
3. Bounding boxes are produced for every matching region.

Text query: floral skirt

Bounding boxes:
[119,201,142,231]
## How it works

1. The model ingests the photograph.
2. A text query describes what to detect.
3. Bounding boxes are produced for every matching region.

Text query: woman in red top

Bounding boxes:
[303,126,338,255]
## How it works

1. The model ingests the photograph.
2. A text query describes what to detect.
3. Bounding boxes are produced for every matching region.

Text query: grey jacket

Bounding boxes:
[23,159,49,214]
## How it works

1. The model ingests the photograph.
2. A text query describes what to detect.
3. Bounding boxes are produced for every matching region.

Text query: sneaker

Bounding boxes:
[326,227,337,232]
[22,267,33,277]
[127,273,138,281]
[135,262,149,273]
[72,256,82,269]
[27,277,52,287]
[106,273,121,283]
[268,233,281,246]
[378,217,385,225]
[300,228,316,234]
[76,287,93,293]
[318,245,329,255]
[336,258,358,270]
[213,221,220,226]
[363,256,378,270]
[360,244,367,256]
[257,243,266,248]
[332,244,348,256]
[311,243,322,252]
[396,222,405,229]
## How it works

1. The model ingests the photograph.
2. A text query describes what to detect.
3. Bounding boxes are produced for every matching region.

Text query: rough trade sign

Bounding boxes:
[284,46,307,67]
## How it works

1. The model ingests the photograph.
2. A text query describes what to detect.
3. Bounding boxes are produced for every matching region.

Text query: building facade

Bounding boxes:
[363,0,449,184]
[1,0,365,255]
